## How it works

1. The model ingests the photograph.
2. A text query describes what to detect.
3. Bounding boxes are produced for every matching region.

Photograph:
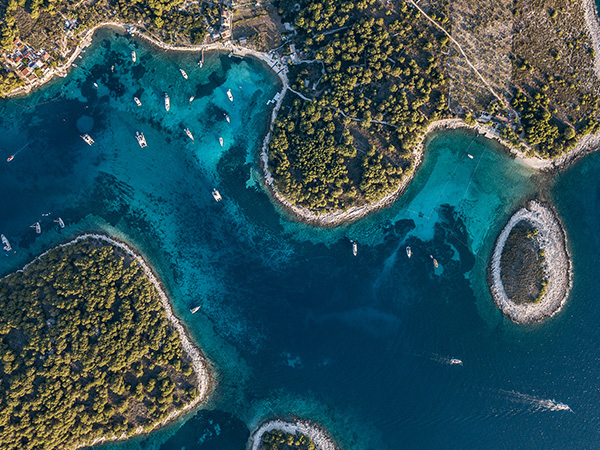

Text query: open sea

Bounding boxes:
[1,29,599,449]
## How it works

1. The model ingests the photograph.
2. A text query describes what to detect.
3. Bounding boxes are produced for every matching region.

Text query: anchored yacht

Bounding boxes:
[184,128,194,141]
[212,189,222,202]
[190,305,201,314]
[1,234,11,251]
[449,358,463,366]
[219,137,224,147]
[226,88,234,102]
[179,68,188,79]
[134,96,142,106]
[189,96,195,103]
[406,246,412,259]
[131,51,137,63]
[351,240,357,256]
[164,92,170,111]
[31,222,41,234]
[81,134,95,146]
[135,131,147,148]
[224,113,230,123]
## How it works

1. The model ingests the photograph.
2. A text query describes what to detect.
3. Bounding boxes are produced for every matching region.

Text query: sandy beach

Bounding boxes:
[489,201,572,324]
[248,419,338,450]
[4,233,213,448]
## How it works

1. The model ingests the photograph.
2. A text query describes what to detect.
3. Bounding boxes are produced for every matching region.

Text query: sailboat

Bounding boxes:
[190,305,201,314]
[164,92,170,111]
[219,137,224,147]
[224,113,230,123]
[184,128,194,141]
[179,68,188,79]
[134,96,142,106]
[31,222,41,234]
[54,217,65,228]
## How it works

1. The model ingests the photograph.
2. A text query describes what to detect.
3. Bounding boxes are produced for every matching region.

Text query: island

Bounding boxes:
[249,419,338,450]
[0,235,211,450]
[489,201,572,323]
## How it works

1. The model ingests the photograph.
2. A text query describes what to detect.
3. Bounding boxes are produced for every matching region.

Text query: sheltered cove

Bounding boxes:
[490,201,572,324]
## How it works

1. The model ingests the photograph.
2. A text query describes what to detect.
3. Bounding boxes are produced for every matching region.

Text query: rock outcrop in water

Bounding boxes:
[490,201,572,324]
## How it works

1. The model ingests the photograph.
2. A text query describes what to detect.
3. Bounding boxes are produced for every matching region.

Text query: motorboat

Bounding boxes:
[81,134,95,146]
[190,305,201,314]
[212,189,222,202]
[134,96,142,106]
[54,217,65,228]
[406,246,412,258]
[1,234,11,251]
[184,128,194,141]
[180,68,188,79]
[449,358,463,366]
[351,240,357,256]
[189,96,195,103]
[131,51,137,63]
[219,137,224,147]
[135,131,147,148]
[227,88,234,102]
[7,155,14,162]
[430,255,439,268]
[224,113,230,123]
[164,92,170,111]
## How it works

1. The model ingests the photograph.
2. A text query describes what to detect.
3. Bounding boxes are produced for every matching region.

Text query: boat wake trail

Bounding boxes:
[430,353,463,366]
[498,390,573,413]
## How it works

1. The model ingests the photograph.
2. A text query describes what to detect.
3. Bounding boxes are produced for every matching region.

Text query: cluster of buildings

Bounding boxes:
[4,39,52,83]
[209,9,233,42]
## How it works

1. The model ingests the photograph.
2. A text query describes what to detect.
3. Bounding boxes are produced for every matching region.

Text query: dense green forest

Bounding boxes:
[0,238,199,450]
[269,0,448,212]
[260,429,317,450]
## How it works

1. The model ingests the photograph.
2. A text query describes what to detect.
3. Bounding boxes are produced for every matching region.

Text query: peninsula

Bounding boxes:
[0,235,211,450]
[489,201,572,324]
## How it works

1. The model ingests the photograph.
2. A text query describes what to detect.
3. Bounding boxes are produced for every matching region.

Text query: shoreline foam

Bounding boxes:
[248,419,338,450]
[489,201,572,324]
[2,233,213,449]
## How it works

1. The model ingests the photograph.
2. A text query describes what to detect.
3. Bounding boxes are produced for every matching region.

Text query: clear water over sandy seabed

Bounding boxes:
[1,29,600,449]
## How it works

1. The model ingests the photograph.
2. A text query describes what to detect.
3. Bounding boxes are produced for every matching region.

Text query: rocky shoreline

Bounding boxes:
[489,201,572,324]
[248,419,338,450]
[4,233,213,449]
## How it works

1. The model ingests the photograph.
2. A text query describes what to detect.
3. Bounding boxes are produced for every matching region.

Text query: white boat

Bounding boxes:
[184,128,194,141]
[93,82,98,88]
[189,96,195,103]
[406,246,412,259]
[81,134,94,146]
[219,137,224,147]
[180,68,188,79]
[449,358,463,366]
[226,88,234,102]
[351,240,357,256]
[131,51,137,63]
[430,255,439,268]
[135,131,147,148]
[1,234,11,251]
[190,305,201,314]
[134,96,142,106]
[224,113,230,123]
[31,222,41,234]
[467,154,474,159]
[54,217,65,228]
[164,92,170,111]
[212,188,222,202]
[111,65,114,72]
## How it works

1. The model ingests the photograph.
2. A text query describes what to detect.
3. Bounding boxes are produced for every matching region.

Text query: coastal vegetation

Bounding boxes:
[269,0,449,212]
[260,429,317,450]
[0,238,200,449]
[499,220,546,304]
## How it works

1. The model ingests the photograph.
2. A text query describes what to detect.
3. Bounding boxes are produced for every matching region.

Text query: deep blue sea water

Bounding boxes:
[1,29,599,449]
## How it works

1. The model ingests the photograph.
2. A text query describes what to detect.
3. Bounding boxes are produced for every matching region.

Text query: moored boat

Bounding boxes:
[190,305,201,314]
[219,137,224,147]
[135,131,147,148]
[54,217,65,228]
[81,134,95,146]
[189,96,195,103]
[467,154,474,159]
[164,92,170,111]
[179,68,188,79]
[1,234,11,251]
[184,128,194,141]
[134,96,142,106]
[131,51,137,63]
[351,240,357,256]
[406,246,412,259]
[31,222,41,234]
[226,88,234,102]
[224,113,230,123]
[212,188,222,202]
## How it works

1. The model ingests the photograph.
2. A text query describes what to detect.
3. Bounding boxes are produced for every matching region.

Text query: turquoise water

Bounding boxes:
[0,29,597,449]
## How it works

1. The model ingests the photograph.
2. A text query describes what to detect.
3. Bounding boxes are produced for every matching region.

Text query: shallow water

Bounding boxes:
[0,29,598,450]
